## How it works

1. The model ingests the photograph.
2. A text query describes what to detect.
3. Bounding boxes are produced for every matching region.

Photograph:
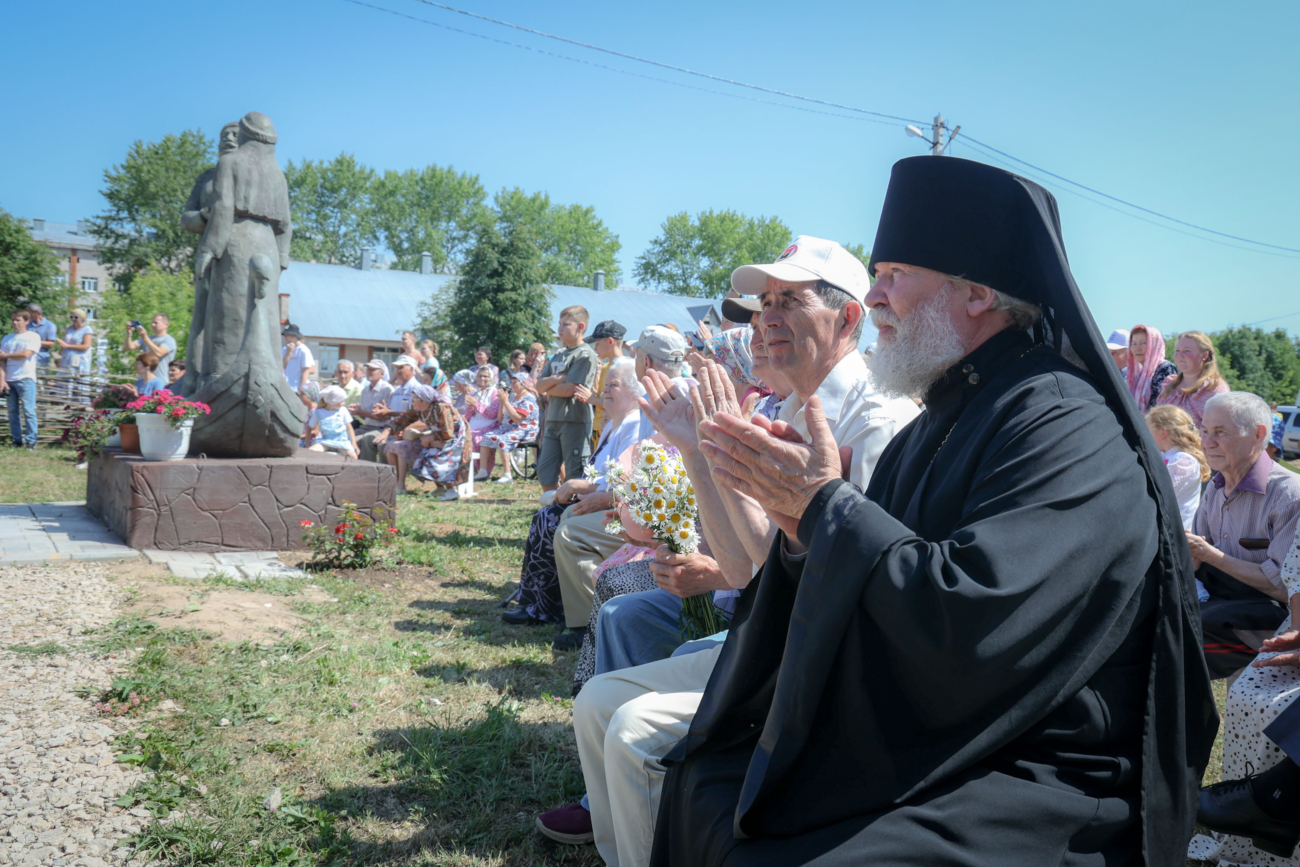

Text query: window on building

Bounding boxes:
[314,344,340,373]
[370,347,398,367]
[80,277,98,293]
[82,308,98,322]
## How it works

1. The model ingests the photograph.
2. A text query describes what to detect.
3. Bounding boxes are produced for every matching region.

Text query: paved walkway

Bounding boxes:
[0,505,138,566]
[0,504,305,579]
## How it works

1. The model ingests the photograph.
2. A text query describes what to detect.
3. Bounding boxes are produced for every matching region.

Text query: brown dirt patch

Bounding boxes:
[121,577,332,644]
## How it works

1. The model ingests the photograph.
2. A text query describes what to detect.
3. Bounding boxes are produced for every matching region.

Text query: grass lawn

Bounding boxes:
[93,478,602,866]
[0,444,86,503]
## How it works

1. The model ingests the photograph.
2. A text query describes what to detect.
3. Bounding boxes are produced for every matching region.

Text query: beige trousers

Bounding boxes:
[555,507,626,628]
[573,644,723,867]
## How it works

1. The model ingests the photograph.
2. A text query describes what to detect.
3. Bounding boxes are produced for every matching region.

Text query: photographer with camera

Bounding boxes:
[122,313,177,375]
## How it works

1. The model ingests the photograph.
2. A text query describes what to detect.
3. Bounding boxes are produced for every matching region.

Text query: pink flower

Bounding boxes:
[156,406,166,414]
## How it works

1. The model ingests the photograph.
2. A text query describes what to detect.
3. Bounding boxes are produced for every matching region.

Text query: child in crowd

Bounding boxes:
[479,372,541,484]
[1146,404,1212,601]
[297,381,320,447]
[307,385,358,458]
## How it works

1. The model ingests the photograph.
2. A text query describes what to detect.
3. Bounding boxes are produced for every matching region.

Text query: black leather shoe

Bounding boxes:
[502,606,542,626]
[552,628,584,651]
[1199,775,1300,857]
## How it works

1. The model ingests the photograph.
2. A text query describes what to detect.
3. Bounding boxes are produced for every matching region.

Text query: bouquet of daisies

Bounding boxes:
[596,441,721,640]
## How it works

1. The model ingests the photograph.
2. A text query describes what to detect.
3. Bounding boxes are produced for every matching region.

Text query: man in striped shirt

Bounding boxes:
[1188,391,1300,678]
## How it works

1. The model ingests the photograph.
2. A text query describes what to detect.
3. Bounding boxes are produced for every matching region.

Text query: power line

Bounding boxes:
[341,0,897,127]
[1243,310,1300,327]
[961,135,1300,255]
[406,0,930,126]
[958,139,1300,260]
[343,0,1300,260]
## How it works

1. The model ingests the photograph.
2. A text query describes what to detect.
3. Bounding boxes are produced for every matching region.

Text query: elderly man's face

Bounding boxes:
[335,363,353,383]
[863,262,971,398]
[758,279,843,374]
[1201,405,1265,476]
[392,363,414,384]
[1110,347,1128,368]
[365,366,384,384]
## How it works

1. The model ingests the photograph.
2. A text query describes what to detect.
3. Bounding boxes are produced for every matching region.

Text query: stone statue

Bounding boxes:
[178,120,238,396]
[184,111,304,458]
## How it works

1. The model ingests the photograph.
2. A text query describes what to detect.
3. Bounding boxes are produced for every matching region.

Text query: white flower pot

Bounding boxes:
[135,413,193,461]
[105,429,122,448]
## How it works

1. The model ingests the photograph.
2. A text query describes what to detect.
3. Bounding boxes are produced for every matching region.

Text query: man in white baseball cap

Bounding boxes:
[570,236,921,866]
[1106,329,1130,370]
[351,358,396,462]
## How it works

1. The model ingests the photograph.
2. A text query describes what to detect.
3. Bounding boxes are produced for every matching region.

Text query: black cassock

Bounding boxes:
[650,329,1217,866]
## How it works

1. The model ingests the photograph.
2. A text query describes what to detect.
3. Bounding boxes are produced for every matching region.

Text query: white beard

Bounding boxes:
[867,286,969,399]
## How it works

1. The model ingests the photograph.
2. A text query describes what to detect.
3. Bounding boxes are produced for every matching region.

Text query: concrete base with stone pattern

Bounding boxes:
[86,448,396,552]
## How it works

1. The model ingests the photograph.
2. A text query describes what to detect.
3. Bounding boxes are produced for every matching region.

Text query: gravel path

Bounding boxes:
[0,564,147,866]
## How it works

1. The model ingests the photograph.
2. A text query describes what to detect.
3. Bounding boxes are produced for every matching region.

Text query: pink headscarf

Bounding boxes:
[1125,325,1167,412]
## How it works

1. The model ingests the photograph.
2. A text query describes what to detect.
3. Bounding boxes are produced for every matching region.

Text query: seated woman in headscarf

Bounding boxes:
[478,371,540,485]
[376,382,465,498]
[465,366,502,480]
[451,369,476,414]
[408,383,472,502]
[505,359,645,625]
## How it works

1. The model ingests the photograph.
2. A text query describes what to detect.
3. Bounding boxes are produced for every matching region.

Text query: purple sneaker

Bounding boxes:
[535,802,594,844]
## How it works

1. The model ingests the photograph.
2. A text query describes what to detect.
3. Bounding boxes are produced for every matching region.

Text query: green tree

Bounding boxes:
[493,188,622,286]
[842,242,871,273]
[1212,326,1300,405]
[0,208,65,313]
[88,130,215,285]
[373,164,489,273]
[285,153,376,266]
[96,268,195,376]
[634,210,792,298]
[445,222,554,365]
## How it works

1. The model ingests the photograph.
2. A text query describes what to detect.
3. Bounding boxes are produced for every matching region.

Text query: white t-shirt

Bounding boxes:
[2,332,41,381]
[152,334,178,371]
[1163,448,1204,529]
[283,343,315,392]
[776,350,921,489]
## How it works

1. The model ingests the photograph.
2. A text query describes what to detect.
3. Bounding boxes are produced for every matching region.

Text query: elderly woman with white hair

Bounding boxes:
[504,358,646,626]
[374,382,470,499]
[1188,391,1300,683]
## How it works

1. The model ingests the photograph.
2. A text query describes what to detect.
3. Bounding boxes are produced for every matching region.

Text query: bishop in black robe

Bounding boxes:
[650,157,1218,866]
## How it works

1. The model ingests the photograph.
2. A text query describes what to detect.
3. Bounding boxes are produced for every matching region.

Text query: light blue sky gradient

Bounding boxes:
[3,0,1296,341]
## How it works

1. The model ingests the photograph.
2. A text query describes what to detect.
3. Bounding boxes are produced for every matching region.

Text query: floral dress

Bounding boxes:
[1188,531,1300,866]
[571,547,658,693]
[513,503,569,623]
[480,393,540,452]
[382,404,440,466]
[410,403,471,486]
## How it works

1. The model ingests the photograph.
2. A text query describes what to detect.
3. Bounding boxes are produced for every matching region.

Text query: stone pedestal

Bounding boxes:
[86,448,396,551]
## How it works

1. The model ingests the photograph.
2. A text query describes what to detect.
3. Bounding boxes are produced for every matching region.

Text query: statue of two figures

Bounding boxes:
[179,112,304,457]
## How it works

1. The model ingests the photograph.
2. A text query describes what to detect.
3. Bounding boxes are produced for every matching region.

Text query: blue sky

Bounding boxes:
[3,0,1297,342]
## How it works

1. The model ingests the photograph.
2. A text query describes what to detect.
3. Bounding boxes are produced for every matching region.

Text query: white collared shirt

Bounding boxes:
[777,350,920,489]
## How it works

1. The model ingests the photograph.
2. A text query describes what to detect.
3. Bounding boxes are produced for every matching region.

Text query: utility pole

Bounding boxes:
[906,114,962,155]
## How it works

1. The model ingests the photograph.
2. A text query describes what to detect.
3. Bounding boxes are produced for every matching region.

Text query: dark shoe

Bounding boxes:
[552,628,584,651]
[535,803,593,844]
[502,606,543,626]
[24,443,36,450]
[1199,775,1300,857]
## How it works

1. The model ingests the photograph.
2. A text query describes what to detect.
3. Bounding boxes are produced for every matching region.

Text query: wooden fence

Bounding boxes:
[0,368,137,446]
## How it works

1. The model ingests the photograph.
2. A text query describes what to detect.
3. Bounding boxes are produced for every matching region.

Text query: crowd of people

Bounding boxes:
[0,303,188,447]
[479,159,1300,867]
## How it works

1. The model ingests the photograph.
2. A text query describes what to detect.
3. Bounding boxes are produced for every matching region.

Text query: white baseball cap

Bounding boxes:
[731,235,870,305]
[631,325,687,362]
[392,355,418,368]
[1106,329,1130,351]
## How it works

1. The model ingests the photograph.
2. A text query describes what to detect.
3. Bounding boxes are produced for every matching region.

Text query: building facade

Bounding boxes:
[27,218,112,318]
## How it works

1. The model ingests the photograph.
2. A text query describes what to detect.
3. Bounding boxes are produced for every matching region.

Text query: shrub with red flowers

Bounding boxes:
[126,390,212,429]
[298,501,398,571]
